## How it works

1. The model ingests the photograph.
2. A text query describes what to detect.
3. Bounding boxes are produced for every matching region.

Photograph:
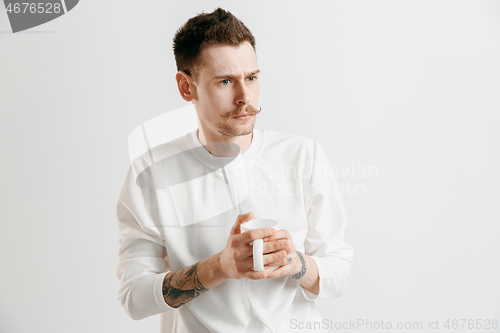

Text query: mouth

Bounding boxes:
[233,113,253,120]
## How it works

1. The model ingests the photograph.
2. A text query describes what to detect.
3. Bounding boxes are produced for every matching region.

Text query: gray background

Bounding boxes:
[1,1,499,332]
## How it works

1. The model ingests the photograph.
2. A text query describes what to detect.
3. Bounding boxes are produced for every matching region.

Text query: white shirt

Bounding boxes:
[116,128,353,333]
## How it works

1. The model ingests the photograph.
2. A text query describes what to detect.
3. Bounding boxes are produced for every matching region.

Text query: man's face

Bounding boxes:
[191,41,260,138]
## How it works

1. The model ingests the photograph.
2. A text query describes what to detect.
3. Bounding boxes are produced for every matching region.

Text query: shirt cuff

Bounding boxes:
[301,285,319,300]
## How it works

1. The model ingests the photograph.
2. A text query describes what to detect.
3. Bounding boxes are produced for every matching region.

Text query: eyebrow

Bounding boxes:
[213,70,260,80]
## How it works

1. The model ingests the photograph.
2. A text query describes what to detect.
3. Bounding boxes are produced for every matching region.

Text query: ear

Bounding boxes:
[176,71,196,102]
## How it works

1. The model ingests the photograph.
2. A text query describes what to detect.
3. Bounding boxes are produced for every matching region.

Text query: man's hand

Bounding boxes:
[263,229,302,278]
[264,229,320,295]
[162,213,319,308]
[218,212,289,280]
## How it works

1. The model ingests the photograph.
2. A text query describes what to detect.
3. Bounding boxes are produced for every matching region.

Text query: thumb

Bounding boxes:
[230,212,254,235]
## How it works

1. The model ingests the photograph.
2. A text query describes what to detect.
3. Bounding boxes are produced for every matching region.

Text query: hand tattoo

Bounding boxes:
[291,251,307,280]
[162,262,208,308]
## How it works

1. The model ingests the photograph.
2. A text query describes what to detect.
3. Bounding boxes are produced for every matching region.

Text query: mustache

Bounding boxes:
[221,105,262,120]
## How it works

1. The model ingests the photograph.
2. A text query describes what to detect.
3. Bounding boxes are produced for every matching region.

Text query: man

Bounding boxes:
[116,8,353,333]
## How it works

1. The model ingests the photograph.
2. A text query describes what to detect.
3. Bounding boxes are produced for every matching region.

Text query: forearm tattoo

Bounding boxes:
[291,251,307,280]
[162,262,208,308]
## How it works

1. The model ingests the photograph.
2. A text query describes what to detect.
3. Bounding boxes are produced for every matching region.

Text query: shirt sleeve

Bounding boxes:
[116,167,177,320]
[301,141,354,300]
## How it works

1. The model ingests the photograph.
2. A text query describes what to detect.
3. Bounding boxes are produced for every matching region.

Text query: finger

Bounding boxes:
[239,227,276,244]
[233,239,284,260]
[244,267,274,280]
[266,264,293,279]
[262,250,287,266]
[262,239,288,254]
[265,254,293,268]
[264,254,295,275]
[284,256,293,265]
[230,212,254,235]
[265,229,289,241]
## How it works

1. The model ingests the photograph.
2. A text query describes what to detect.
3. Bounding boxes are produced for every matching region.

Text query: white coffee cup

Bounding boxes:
[240,218,279,271]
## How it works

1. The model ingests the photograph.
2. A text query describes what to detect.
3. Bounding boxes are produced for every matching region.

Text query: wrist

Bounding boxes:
[290,253,319,295]
[196,253,230,289]
[214,252,230,281]
[291,251,307,280]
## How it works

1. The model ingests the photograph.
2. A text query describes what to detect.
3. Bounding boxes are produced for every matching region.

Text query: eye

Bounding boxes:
[220,79,230,85]
[247,76,256,82]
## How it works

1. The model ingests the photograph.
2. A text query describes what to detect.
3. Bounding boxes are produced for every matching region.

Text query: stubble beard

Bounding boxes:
[216,104,261,137]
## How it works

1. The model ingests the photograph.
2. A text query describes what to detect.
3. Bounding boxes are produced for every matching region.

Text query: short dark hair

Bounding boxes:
[173,8,256,81]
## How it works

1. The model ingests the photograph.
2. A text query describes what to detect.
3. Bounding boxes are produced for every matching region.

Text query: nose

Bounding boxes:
[234,81,251,106]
